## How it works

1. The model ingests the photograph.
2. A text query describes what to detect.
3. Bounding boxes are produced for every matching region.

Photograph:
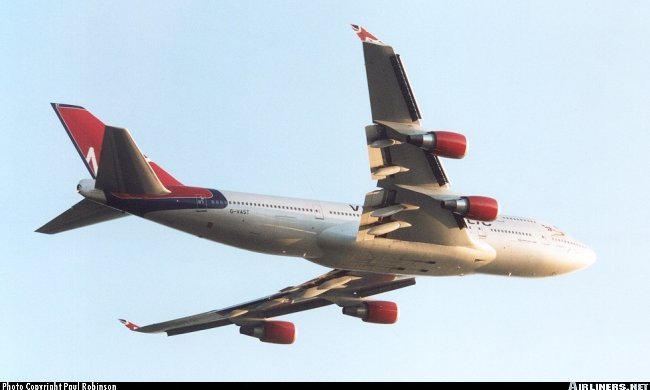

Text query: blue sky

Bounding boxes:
[2,0,649,381]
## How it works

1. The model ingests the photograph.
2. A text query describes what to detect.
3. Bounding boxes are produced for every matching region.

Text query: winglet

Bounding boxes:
[119,319,140,331]
[351,24,383,45]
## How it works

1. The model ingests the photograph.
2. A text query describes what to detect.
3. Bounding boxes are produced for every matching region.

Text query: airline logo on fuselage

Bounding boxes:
[542,224,565,236]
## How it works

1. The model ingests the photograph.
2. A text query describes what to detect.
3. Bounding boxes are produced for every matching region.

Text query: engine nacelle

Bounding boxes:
[342,301,398,324]
[406,131,467,159]
[239,321,296,344]
[441,196,499,221]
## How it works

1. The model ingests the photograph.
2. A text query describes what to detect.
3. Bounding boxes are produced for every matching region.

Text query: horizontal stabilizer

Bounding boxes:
[96,126,170,195]
[36,199,127,234]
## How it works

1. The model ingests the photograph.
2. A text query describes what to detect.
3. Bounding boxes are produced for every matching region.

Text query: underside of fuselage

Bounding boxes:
[131,190,594,278]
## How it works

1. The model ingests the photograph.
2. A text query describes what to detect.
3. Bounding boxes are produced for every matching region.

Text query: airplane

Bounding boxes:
[37,25,595,344]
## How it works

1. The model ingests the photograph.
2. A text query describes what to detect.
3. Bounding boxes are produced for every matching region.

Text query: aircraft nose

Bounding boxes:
[578,247,596,269]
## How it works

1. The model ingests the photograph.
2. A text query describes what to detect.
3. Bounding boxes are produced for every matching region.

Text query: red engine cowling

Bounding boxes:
[239,321,296,344]
[441,196,499,221]
[342,301,398,324]
[406,131,467,159]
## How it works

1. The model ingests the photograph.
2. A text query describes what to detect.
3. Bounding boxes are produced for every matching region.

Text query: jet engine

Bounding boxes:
[239,321,296,344]
[441,196,499,221]
[342,301,398,324]
[406,131,467,159]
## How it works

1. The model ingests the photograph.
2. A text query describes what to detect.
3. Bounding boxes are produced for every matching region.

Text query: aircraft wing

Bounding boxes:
[122,270,414,342]
[352,24,449,191]
[352,25,497,248]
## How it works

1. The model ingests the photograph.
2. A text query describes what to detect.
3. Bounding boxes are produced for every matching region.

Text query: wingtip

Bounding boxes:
[350,24,383,44]
[119,318,140,331]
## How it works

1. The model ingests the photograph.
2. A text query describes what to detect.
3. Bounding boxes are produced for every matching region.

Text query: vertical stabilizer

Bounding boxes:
[51,103,106,178]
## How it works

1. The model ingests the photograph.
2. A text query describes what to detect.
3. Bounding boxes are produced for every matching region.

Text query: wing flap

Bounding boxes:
[363,42,421,124]
[366,122,450,190]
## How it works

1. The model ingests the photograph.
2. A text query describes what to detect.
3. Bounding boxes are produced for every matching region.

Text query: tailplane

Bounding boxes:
[36,199,126,234]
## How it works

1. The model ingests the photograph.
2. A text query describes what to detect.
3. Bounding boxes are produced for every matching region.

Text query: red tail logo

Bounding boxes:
[85,146,98,175]
[52,103,106,178]
[51,103,183,186]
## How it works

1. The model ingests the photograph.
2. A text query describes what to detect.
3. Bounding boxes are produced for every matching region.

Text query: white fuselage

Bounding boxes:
[141,190,595,278]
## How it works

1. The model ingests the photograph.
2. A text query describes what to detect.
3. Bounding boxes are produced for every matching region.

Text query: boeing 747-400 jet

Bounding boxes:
[37,25,595,344]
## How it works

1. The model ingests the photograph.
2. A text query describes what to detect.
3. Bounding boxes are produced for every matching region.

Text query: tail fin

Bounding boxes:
[52,103,105,178]
[95,126,170,195]
[51,103,182,186]
[39,104,185,235]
